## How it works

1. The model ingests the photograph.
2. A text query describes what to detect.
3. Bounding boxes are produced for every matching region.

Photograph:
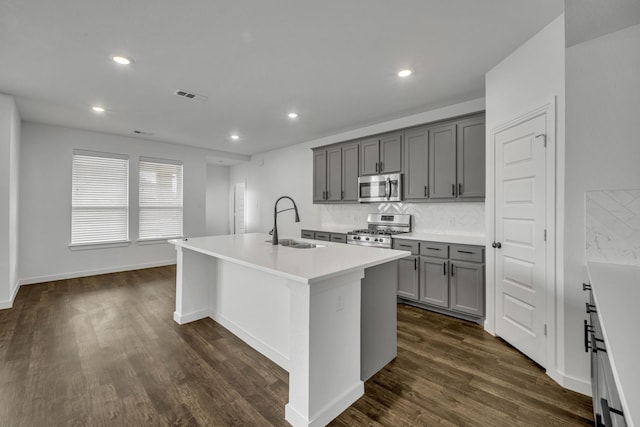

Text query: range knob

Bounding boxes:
[365,237,370,241]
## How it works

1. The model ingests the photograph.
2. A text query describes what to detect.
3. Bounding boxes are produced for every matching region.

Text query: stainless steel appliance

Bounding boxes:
[347,213,411,248]
[358,173,402,203]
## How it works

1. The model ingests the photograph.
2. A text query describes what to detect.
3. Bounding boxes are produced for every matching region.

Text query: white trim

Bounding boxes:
[285,381,364,427]
[209,308,290,371]
[173,309,210,324]
[69,240,131,250]
[18,259,176,286]
[486,97,559,385]
[0,279,21,310]
[547,369,592,397]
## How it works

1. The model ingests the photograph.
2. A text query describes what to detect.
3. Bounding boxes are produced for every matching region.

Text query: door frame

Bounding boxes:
[485,98,557,374]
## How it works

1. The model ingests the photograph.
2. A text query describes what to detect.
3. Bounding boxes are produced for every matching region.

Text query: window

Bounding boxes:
[139,158,183,240]
[71,150,129,245]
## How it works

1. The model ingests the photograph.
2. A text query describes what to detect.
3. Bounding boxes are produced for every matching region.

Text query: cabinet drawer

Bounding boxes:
[419,242,448,258]
[450,245,484,263]
[330,233,347,243]
[301,230,315,239]
[314,232,330,241]
[393,239,419,255]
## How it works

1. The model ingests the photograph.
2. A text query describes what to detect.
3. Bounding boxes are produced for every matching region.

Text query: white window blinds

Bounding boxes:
[139,158,183,240]
[71,150,129,245]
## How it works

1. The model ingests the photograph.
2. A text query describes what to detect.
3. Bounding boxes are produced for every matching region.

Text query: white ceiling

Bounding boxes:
[0,0,563,158]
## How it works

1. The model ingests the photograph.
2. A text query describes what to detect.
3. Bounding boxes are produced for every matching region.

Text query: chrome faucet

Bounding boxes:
[272,196,300,245]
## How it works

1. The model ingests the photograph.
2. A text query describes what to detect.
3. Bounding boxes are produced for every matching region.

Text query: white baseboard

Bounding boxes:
[0,279,21,310]
[285,381,364,427]
[18,260,176,286]
[547,369,591,396]
[209,309,290,371]
[173,309,210,324]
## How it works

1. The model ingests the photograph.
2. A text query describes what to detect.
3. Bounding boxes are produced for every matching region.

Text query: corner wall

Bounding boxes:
[484,15,581,392]
[18,122,218,284]
[0,93,21,308]
[206,164,231,235]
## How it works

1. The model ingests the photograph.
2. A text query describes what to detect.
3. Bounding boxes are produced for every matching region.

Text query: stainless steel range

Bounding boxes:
[347,213,412,248]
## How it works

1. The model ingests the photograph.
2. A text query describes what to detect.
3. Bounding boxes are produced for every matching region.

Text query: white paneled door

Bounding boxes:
[494,112,547,367]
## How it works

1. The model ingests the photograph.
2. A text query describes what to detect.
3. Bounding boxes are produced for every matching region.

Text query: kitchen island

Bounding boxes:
[169,233,410,427]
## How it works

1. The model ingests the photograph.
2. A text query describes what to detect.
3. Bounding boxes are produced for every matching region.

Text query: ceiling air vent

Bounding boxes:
[174,89,208,102]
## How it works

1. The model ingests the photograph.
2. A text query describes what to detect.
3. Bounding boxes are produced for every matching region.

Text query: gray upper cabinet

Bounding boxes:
[359,133,402,176]
[341,142,359,202]
[360,138,380,176]
[379,133,402,173]
[457,117,485,199]
[326,147,342,202]
[313,150,327,203]
[403,127,429,200]
[429,123,457,199]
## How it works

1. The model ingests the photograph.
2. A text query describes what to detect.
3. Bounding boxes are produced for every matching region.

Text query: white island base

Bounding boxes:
[171,234,408,427]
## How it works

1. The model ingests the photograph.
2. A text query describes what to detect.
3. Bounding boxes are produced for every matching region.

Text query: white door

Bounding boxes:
[494,113,547,366]
[234,182,246,234]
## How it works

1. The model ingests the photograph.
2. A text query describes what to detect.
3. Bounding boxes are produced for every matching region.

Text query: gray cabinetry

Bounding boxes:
[313,150,327,202]
[300,230,347,244]
[301,230,315,239]
[429,123,457,199]
[403,127,429,200]
[457,117,485,199]
[420,256,449,308]
[312,142,359,204]
[341,142,359,202]
[396,238,485,323]
[359,133,402,176]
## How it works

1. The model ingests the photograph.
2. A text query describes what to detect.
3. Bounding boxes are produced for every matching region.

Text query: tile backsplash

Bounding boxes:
[586,189,640,266]
[318,202,485,235]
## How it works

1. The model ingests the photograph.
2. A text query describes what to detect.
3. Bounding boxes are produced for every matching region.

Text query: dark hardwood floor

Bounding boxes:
[0,266,593,426]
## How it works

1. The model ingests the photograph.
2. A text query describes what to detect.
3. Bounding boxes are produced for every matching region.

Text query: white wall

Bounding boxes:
[484,15,579,391]
[18,122,217,284]
[229,98,486,239]
[0,93,21,308]
[205,164,230,235]
[564,20,640,383]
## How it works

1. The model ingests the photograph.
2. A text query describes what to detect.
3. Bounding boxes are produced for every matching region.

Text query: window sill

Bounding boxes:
[69,241,131,251]
[137,237,183,246]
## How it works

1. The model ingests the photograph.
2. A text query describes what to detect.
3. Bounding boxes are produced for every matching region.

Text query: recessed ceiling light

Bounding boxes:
[288,112,299,119]
[91,106,106,113]
[398,69,412,77]
[231,134,240,141]
[112,55,133,65]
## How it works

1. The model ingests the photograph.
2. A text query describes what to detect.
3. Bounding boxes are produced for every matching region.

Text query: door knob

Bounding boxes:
[492,241,502,249]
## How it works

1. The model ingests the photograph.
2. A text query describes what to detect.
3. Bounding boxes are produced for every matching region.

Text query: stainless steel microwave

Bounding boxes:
[358,173,402,203]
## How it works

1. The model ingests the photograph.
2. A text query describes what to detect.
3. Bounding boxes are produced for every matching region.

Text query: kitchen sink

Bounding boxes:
[265,239,325,249]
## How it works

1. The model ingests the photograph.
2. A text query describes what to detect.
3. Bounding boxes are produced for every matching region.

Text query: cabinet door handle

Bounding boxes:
[584,320,593,353]
[458,183,462,196]
[398,244,413,248]
[375,162,378,173]
[379,162,383,171]
[450,263,454,277]
[426,247,441,251]
[601,398,624,427]
[341,190,344,200]
[414,258,417,270]
[457,250,474,255]
[424,186,428,197]
[452,184,456,196]
[443,262,447,276]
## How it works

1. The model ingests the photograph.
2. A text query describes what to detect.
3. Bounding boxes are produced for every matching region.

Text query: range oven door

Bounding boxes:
[358,173,402,202]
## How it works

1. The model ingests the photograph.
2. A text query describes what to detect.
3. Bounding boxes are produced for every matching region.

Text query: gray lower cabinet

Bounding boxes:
[395,238,485,322]
[301,230,315,239]
[300,230,347,244]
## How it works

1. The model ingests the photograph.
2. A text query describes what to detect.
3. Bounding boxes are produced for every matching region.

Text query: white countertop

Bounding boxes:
[300,224,355,234]
[169,233,410,285]
[587,261,640,427]
[393,232,486,246]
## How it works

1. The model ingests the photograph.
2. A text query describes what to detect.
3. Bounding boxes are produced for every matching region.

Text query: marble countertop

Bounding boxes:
[587,261,640,427]
[393,232,486,246]
[169,233,410,285]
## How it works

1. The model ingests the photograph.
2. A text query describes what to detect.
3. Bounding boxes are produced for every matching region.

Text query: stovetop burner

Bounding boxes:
[347,213,412,248]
